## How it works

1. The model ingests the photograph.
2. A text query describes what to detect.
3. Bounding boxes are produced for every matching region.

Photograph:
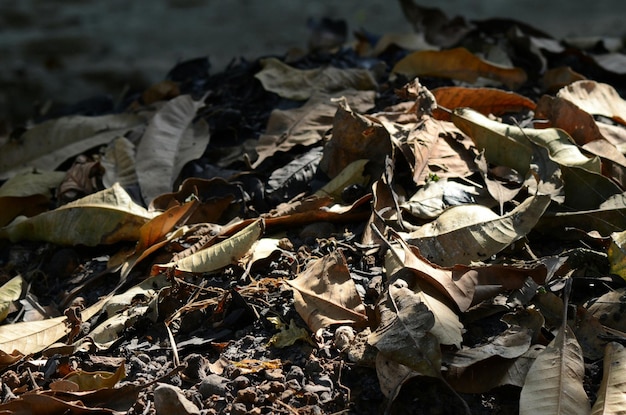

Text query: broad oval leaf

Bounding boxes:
[519,326,591,415]
[0,183,157,246]
[406,194,551,266]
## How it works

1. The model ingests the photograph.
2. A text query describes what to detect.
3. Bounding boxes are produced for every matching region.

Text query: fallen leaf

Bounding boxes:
[135,94,209,205]
[591,342,626,415]
[63,363,125,391]
[0,113,146,180]
[432,86,536,121]
[368,278,441,377]
[519,326,590,414]
[254,57,377,101]
[557,80,626,126]
[405,194,551,266]
[0,183,157,246]
[162,219,264,273]
[286,250,367,336]
[392,47,527,89]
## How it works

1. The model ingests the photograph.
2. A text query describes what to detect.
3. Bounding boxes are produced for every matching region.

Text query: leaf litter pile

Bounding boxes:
[4,3,626,414]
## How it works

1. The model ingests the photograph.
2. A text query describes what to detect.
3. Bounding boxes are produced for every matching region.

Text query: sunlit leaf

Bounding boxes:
[392,47,527,89]
[591,342,626,414]
[0,183,157,246]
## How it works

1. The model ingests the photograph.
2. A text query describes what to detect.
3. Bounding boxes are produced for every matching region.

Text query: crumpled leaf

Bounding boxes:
[591,342,626,415]
[0,113,146,180]
[266,318,313,348]
[162,219,264,273]
[519,325,590,414]
[0,183,157,246]
[391,47,527,89]
[254,57,377,101]
[63,363,125,391]
[406,194,551,266]
[368,278,441,377]
[265,147,323,204]
[318,96,392,179]
[136,94,209,205]
[286,250,367,336]
[253,90,375,168]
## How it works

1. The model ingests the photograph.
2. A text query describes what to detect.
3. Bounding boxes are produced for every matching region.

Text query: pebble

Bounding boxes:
[153,383,200,415]
[230,402,248,415]
[231,375,250,390]
[286,365,305,382]
[333,326,355,351]
[182,354,208,381]
[264,368,284,382]
[198,374,230,399]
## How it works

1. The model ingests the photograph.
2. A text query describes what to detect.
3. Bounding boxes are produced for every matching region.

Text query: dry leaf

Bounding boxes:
[162,219,264,273]
[392,47,527,89]
[286,250,367,336]
[254,57,377,101]
[519,326,590,414]
[591,342,626,414]
[0,113,146,180]
[557,80,626,125]
[368,278,441,377]
[135,94,209,205]
[405,194,551,266]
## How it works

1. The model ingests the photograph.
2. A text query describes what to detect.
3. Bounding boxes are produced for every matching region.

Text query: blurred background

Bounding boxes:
[1,0,625,131]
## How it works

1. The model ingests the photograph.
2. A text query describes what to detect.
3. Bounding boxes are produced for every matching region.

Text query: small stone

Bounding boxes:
[153,383,200,415]
[236,387,257,404]
[182,354,208,381]
[136,353,151,364]
[198,374,229,399]
[231,375,250,390]
[264,368,284,382]
[333,326,355,351]
[286,365,305,382]
[230,402,248,415]
[286,379,301,391]
[304,358,323,373]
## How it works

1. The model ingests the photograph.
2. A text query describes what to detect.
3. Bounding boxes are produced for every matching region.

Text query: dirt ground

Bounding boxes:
[1,0,625,130]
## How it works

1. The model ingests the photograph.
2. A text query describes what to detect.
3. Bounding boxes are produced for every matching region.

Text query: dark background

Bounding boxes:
[1,0,624,132]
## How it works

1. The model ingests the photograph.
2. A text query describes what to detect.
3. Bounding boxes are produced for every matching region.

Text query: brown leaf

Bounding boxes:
[541,66,586,93]
[318,96,392,179]
[286,250,367,336]
[557,80,626,126]
[392,48,527,90]
[432,86,536,121]
[253,90,376,168]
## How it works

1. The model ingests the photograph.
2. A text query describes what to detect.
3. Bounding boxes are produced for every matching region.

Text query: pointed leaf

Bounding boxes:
[392,47,527,89]
[163,219,264,273]
[0,113,145,180]
[519,326,590,415]
[0,276,23,322]
[0,183,156,246]
[591,342,626,415]
[135,94,207,205]
[255,57,377,101]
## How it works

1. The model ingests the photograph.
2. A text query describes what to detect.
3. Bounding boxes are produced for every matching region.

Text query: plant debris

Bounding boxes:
[2,2,626,414]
